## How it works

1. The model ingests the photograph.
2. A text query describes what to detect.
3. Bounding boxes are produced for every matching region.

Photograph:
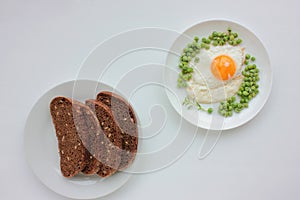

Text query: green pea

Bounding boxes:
[243,103,248,108]
[213,31,218,37]
[191,52,196,57]
[245,54,251,60]
[187,68,193,73]
[244,60,249,65]
[187,56,192,61]
[194,36,199,42]
[207,108,213,114]
[213,41,218,46]
[234,109,239,113]
[192,42,198,48]
[237,39,242,44]
[230,35,235,41]
[182,56,188,62]
[243,91,249,96]
[228,27,232,32]
[228,40,233,45]
[205,45,210,50]
[233,32,238,38]
[221,110,226,116]
[219,32,225,37]
[251,57,256,61]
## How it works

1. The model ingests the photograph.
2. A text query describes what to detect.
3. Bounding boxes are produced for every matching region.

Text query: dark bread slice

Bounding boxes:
[50,96,101,177]
[81,111,102,175]
[85,99,122,177]
[96,91,138,170]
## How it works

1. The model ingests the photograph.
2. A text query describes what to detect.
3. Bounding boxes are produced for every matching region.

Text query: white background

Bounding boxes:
[1,0,300,199]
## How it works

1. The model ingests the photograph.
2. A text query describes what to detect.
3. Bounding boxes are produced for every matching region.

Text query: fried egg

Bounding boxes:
[187,45,244,103]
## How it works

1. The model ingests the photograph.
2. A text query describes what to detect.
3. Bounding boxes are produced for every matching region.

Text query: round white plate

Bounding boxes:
[164,19,272,130]
[24,80,134,199]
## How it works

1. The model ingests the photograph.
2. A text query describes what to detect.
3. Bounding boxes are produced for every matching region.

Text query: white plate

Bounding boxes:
[164,19,272,130]
[24,80,136,199]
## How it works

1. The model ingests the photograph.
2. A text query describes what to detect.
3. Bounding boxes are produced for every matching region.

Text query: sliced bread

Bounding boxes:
[50,97,101,177]
[85,99,122,177]
[96,91,138,170]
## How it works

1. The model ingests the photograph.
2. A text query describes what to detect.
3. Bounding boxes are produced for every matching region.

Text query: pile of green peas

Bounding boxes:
[177,37,203,88]
[218,54,260,117]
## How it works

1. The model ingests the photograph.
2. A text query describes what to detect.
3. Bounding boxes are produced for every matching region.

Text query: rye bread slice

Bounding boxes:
[85,99,122,177]
[50,96,101,177]
[81,111,102,175]
[96,91,138,170]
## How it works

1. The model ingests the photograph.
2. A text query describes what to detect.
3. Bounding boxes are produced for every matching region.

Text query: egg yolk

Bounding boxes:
[211,55,236,80]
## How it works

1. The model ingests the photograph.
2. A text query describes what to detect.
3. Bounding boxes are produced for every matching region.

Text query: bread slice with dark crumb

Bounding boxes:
[50,96,103,177]
[96,91,138,170]
[85,99,122,177]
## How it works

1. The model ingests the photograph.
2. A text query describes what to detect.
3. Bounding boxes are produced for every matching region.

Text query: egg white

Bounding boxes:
[187,45,244,103]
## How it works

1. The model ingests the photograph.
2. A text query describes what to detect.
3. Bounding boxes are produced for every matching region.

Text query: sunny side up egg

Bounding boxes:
[187,45,245,103]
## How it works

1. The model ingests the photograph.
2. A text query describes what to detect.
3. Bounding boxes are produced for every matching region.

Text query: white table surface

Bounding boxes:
[1,0,300,199]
